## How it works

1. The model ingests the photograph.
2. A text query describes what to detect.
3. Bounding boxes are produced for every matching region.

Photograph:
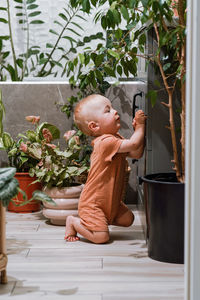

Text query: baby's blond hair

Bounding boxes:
[74,94,105,136]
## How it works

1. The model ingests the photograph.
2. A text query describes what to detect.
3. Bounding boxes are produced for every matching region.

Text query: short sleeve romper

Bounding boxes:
[78,133,129,232]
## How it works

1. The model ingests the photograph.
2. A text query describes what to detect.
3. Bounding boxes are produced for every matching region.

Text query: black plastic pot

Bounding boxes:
[140,172,184,264]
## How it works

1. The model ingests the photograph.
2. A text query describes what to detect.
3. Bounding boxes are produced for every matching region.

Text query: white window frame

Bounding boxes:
[185,0,200,299]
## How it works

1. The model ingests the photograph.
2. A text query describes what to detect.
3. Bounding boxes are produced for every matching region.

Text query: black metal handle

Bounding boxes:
[132,91,143,118]
[132,158,138,164]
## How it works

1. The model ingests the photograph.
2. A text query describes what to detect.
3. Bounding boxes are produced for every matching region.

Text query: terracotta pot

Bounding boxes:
[42,184,83,225]
[8,173,41,213]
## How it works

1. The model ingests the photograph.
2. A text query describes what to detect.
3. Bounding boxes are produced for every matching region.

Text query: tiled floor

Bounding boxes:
[1,207,184,299]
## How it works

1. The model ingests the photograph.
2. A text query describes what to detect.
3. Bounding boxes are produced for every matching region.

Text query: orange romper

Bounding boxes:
[78,133,129,232]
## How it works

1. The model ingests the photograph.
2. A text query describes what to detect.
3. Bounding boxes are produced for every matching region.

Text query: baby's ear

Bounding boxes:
[88,121,99,134]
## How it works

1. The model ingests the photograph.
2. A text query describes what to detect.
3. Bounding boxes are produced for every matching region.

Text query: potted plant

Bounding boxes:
[63,0,186,263]
[25,128,91,225]
[0,91,60,212]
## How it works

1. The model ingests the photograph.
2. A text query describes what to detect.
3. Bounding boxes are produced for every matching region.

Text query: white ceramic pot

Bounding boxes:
[42,184,83,225]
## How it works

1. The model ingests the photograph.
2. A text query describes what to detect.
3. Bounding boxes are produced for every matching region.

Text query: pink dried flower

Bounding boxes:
[19,142,28,153]
[25,116,40,124]
[46,143,57,149]
[74,136,80,145]
[63,130,76,142]
[42,128,53,143]
[37,160,43,167]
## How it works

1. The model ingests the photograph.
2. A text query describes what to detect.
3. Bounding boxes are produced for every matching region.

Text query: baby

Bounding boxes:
[65,94,146,243]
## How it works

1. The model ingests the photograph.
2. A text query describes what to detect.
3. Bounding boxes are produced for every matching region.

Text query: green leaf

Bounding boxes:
[27,147,42,160]
[39,58,48,65]
[120,5,129,21]
[95,69,103,82]
[7,64,18,80]
[101,15,107,29]
[62,36,76,43]
[54,20,63,27]
[104,66,116,77]
[75,14,87,22]
[0,178,19,207]
[28,11,41,17]
[27,0,36,3]
[163,63,171,72]
[25,130,37,142]
[0,8,7,11]
[94,54,104,67]
[49,29,59,36]
[82,0,90,13]
[0,36,10,40]
[27,4,38,9]
[2,132,14,149]
[14,0,23,3]
[0,18,8,23]
[117,65,122,76]
[107,49,120,59]
[146,90,157,107]
[70,21,84,31]
[79,53,85,64]
[16,13,25,16]
[112,9,121,24]
[139,33,146,45]
[31,190,56,205]
[59,13,68,22]
[46,43,54,48]
[16,59,23,69]
[3,51,10,59]
[19,156,28,166]
[30,20,44,24]
[0,168,16,189]
[66,27,81,37]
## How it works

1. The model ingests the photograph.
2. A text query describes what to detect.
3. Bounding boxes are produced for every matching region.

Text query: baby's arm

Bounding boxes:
[118,110,146,159]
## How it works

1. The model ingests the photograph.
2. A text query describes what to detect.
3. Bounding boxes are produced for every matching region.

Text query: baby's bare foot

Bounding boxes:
[64,235,80,242]
[65,215,79,242]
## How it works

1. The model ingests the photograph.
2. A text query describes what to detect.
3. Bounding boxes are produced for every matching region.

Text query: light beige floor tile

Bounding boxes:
[0,281,16,295]
[3,207,184,300]
[7,258,102,270]
[7,269,184,282]
[13,280,184,294]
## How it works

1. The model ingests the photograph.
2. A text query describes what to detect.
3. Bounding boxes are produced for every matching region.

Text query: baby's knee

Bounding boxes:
[125,211,135,227]
[93,232,109,244]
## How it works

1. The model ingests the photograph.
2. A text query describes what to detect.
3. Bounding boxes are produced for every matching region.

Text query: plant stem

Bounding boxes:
[37,7,79,76]
[6,0,18,80]
[154,23,181,181]
[21,1,30,80]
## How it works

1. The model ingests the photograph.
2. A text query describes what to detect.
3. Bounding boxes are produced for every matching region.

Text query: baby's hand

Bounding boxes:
[134,110,147,126]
